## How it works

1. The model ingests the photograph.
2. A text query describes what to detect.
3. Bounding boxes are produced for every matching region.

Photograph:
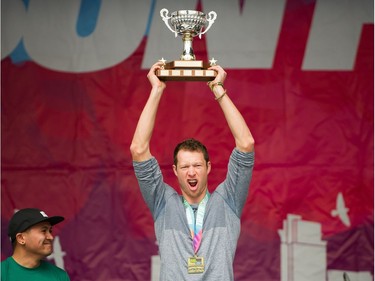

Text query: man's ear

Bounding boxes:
[16,233,26,245]
[207,161,211,175]
[173,165,178,176]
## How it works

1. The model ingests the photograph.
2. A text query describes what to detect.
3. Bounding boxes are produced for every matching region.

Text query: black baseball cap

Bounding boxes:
[8,208,64,242]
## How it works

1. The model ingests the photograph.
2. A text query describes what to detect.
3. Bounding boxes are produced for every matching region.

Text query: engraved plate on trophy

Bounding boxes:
[157,9,218,81]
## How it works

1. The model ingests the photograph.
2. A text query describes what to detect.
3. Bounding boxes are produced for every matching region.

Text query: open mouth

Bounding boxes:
[187,179,198,188]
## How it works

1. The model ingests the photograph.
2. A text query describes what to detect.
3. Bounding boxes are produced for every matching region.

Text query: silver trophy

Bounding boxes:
[157,9,218,81]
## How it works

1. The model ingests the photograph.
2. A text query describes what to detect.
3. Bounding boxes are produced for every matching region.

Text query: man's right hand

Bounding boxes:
[147,61,167,90]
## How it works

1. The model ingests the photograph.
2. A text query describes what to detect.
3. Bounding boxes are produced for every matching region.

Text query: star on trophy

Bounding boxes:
[156,9,218,81]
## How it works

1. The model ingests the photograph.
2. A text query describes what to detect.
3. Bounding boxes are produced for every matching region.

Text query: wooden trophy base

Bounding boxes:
[156,60,216,81]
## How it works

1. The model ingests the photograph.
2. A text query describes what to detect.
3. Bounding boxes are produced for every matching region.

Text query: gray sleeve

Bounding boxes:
[133,157,167,220]
[216,149,255,217]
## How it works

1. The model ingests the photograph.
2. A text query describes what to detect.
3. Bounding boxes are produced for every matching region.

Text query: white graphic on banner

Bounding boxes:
[331,192,351,227]
[150,191,372,281]
[47,236,67,270]
[151,213,373,281]
[1,0,373,72]
[328,270,373,281]
[151,240,160,281]
[151,255,161,281]
[278,214,373,281]
[278,214,327,281]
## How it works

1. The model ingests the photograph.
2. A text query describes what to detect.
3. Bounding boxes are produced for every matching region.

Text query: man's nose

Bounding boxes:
[187,166,196,175]
[46,231,54,240]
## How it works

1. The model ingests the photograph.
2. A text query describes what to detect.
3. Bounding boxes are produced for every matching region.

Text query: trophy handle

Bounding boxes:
[160,8,178,37]
[199,11,217,38]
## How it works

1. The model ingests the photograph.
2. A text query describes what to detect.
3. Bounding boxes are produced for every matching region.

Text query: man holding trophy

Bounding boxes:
[130,9,255,281]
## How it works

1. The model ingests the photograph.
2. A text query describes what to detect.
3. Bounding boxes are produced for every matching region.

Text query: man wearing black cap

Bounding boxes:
[1,208,70,281]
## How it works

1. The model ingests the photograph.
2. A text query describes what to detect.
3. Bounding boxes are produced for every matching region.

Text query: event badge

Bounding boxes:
[188,256,205,274]
[183,192,210,274]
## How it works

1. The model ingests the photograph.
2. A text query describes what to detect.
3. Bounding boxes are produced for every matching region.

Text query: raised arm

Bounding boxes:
[208,66,255,153]
[130,62,166,161]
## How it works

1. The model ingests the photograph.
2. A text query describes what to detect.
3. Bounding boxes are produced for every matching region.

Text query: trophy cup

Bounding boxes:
[157,9,217,81]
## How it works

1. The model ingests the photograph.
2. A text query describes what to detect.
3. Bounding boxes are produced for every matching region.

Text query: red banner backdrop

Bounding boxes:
[1,0,373,280]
